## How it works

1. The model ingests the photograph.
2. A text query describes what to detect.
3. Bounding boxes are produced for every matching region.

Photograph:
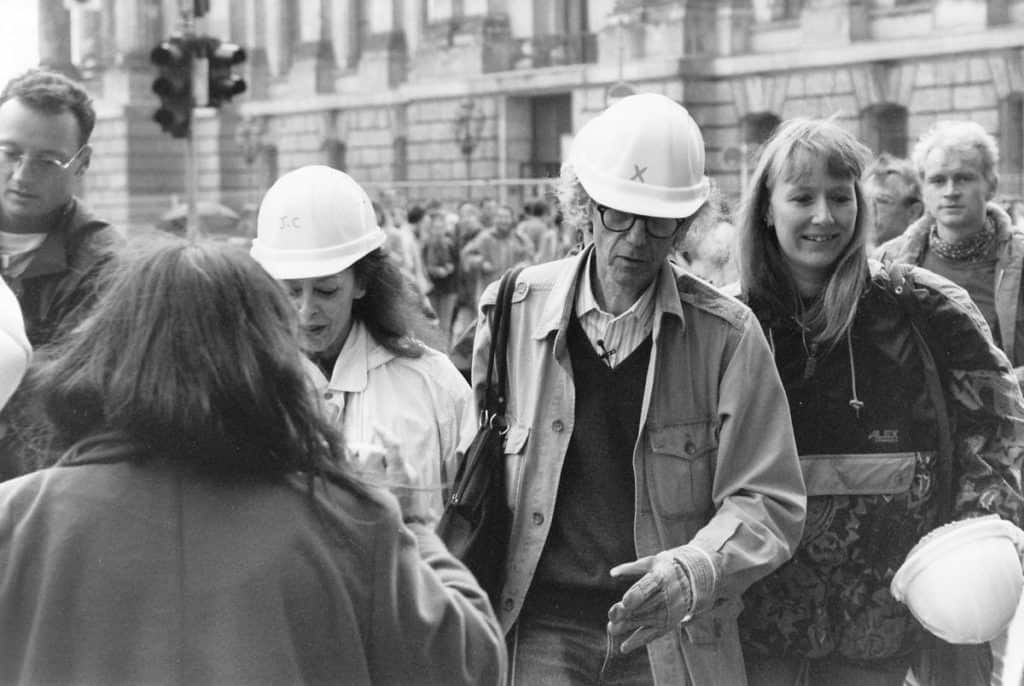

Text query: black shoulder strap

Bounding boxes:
[887,262,955,520]
[483,266,525,418]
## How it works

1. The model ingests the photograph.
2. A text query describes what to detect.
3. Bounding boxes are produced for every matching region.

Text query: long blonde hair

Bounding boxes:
[736,117,872,349]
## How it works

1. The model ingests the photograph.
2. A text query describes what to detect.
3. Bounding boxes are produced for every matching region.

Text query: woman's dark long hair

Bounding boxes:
[37,237,353,483]
[351,248,442,357]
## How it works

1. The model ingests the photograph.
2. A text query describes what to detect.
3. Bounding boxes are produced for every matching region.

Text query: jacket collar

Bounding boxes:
[531,244,685,342]
[327,320,397,391]
[11,200,78,280]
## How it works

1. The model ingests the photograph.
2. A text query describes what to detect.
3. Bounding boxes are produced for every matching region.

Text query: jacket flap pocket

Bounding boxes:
[800,452,920,496]
[504,424,530,454]
[648,420,717,459]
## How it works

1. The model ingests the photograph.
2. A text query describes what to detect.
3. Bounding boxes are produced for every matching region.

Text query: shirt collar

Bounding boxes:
[574,249,658,325]
[531,245,685,341]
[326,320,397,391]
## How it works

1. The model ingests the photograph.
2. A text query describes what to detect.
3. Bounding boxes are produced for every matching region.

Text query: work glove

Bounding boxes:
[607,550,694,654]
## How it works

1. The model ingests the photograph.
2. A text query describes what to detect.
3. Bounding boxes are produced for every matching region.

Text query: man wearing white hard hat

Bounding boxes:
[470,93,805,685]
[251,166,475,526]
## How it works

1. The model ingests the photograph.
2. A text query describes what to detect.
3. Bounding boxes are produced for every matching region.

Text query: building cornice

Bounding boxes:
[680,26,1024,79]
[236,27,1024,118]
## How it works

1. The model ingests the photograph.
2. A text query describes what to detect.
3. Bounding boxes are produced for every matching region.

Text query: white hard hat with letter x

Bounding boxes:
[569,92,710,219]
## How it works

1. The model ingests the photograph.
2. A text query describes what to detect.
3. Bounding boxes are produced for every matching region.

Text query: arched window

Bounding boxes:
[861,104,908,157]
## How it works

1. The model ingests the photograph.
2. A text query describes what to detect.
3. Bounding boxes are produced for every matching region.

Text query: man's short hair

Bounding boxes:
[864,153,922,205]
[0,68,96,146]
[911,120,999,189]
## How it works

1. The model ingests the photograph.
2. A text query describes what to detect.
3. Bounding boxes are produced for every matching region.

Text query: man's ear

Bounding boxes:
[986,173,1000,202]
[908,200,924,221]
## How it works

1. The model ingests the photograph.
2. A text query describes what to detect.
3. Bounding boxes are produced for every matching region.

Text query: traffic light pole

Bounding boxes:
[185,124,199,240]
[182,10,201,240]
[151,2,247,240]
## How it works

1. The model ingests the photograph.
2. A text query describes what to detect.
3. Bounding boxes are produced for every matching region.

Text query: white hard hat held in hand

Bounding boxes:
[251,165,385,280]
[0,279,29,410]
[568,92,711,219]
[890,515,1024,644]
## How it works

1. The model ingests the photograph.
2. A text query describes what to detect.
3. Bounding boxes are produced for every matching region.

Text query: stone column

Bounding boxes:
[38,0,78,78]
[244,0,270,99]
[101,0,164,103]
[292,0,336,93]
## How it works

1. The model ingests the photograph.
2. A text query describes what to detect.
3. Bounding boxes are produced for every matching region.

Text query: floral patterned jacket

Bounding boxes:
[738,260,1024,662]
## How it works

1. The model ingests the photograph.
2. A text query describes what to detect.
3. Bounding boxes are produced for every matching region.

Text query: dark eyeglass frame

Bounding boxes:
[595,204,686,239]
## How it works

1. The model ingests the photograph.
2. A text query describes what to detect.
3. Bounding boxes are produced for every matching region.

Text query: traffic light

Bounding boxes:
[206,39,246,108]
[150,37,192,138]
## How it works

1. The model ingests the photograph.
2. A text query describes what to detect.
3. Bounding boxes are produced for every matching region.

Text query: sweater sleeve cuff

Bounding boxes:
[674,545,719,617]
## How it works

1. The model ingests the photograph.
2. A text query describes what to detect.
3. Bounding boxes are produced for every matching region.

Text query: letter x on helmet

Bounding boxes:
[251,165,385,280]
[568,92,711,219]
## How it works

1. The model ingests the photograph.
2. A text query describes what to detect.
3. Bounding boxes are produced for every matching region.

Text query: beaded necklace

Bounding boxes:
[928,217,995,262]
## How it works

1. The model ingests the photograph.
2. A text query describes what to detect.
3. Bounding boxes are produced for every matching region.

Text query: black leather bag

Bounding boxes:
[438,266,523,607]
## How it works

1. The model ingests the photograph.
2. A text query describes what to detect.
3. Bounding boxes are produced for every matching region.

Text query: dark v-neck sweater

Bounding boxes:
[531,314,653,598]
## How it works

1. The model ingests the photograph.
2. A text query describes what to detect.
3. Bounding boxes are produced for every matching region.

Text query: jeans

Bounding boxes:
[510,589,654,686]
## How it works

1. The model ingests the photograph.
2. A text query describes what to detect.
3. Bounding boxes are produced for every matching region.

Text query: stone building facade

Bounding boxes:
[38,0,1024,232]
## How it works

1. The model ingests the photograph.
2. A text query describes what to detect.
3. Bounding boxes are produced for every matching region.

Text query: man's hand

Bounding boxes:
[607,551,694,654]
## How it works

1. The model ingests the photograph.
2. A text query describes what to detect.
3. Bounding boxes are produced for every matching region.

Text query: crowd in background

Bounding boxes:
[368,190,755,356]
[1,65,1024,686]
[369,167,1024,359]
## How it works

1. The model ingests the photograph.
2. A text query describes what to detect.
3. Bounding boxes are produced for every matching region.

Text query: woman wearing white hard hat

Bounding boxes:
[469,92,805,685]
[732,118,1024,685]
[251,166,475,526]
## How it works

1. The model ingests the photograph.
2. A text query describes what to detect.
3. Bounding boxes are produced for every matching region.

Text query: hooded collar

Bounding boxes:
[896,201,1017,263]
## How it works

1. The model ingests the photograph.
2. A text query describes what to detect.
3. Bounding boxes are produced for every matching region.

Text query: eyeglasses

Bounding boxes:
[595,204,685,239]
[0,143,86,176]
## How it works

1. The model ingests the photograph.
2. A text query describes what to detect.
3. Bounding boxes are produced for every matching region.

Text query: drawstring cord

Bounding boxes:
[846,330,864,418]
[769,325,864,418]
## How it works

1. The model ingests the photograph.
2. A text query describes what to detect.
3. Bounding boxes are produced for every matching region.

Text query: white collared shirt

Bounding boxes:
[574,251,657,368]
[304,321,476,524]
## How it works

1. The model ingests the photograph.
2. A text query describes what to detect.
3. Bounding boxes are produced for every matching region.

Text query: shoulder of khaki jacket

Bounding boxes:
[673,267,751,332]
[477,259,564,310]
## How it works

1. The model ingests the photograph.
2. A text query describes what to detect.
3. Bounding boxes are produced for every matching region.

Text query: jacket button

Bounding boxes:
[552,420,564,432]
[684,440,696,455]
[503,598,514,611]
[532,512,544,525]
[323,392,334,400]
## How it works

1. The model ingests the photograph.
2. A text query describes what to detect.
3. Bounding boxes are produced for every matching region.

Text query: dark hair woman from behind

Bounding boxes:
[42,237,344,477]
[0,237,505,686]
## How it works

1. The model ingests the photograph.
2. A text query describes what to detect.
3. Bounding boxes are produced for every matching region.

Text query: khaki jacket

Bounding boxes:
[471,249,806,686]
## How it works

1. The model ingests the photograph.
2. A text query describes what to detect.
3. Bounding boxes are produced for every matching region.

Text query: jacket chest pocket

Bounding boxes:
[645,419,718,520]
[503,424,530,507]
